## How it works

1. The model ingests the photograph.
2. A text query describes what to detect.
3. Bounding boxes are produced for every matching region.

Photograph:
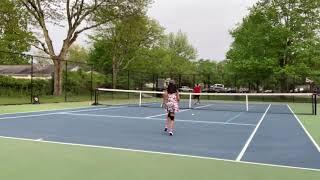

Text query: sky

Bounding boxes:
[147,0,258,61]
[46,0,258,61]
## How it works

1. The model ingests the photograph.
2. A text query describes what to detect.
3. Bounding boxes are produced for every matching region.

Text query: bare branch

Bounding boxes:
[66,0,72,28]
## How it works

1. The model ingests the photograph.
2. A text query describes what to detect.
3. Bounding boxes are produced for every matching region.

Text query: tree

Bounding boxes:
[19,0,151,95]
[227,0,320,92]
[33,49,52,67]
[67,44,89,63]
[89,15,164,88]
[195,59,228,85]
[0,0,33,64]
[165,31,197,73]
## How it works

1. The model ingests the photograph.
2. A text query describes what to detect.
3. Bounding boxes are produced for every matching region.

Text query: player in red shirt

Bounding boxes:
[193,84,201,104]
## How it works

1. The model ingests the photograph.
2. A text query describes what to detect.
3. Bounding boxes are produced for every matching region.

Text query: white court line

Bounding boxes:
[145,109,190,118]
[63,112,146,120]
[236,104,271,161]
[0,106,93,116]
[148,117,256,126]
[0,135,319,172]
[287,105,320,152]
[0,107,126,121]
[145,104,213,118]
[63,112,255,126]
[225,113,243,123]
[64,106,125,113]
[0,112,60,120]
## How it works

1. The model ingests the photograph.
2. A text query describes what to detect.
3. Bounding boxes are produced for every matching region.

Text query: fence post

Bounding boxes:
[152,74,156,91]
[193,74,195,86]
[30,56,34,104]
[139,72,143,90]
[91,65,93,101]
[128,70,130,99]
[127,70,130,90]
[64,60,68,102]
[178,74,182,88]
[313,94,317,115]
[155,74,159,91]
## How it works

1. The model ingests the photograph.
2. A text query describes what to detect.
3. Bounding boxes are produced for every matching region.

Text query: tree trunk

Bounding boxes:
[112,56,117,89]
[53,60,63,96]
[280,76,287,93]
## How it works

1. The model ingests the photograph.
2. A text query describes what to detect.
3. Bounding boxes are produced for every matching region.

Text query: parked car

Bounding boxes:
[239,88,249,93]
[208,84,225,93]
[226,87,237,93]
[179,86,193,92]
[263,89,274,93]
[202,87,209,92]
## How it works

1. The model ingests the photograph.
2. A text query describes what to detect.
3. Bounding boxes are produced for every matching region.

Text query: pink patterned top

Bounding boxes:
[165,92,180,113]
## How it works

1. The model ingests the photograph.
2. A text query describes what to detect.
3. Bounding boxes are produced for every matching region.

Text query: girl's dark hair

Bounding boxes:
[167,82,177,94]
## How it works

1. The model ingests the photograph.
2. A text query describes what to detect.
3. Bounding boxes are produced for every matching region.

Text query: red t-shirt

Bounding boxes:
[193,86,201,93]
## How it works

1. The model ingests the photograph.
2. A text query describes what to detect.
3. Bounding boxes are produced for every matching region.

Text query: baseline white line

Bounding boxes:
[225,113,243,123]
[0,107,126,121]
[236,104,271,161]
[63,112,145,120]
[0,135,319,172]
[64,113,255,126]
[0,112,61,120]
[64,106,126,113]
[145,104,213,118]
[287,105,320,152]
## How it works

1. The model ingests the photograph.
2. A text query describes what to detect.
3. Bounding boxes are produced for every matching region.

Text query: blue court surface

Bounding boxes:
[0,104,320,171]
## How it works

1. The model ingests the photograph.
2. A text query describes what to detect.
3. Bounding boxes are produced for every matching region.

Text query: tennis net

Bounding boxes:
[93,88,317,115]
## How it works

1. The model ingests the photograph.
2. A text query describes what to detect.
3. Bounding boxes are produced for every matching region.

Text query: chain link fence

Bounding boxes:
[1,51,318,105]
[0,51,107,105]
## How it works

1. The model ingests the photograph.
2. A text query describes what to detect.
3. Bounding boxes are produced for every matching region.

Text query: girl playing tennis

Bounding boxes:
[163,80,180,136]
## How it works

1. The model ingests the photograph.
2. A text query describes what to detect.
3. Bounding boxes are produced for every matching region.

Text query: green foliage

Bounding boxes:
[88,15,165,88]
[89,15,164,71]
[227,0,320,91]
[0,0,33,64]
[194,59,225,85]
[162,31,197,74]
[166,31,197,60]
[68,44,89,64]
[0,75,49,96]
[65,70,107,95]
[0,70,106,101]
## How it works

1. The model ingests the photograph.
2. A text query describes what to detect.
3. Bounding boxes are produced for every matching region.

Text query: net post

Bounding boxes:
[189,93,192,108]
[139,91,142,107]
[92,89,99,106]
[246,94,249,111]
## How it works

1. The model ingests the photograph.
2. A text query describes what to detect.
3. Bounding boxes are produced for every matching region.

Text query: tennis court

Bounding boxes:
[0,90,319,172]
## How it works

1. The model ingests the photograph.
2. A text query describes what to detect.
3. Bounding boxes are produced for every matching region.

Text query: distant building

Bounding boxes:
[0,65,83,80]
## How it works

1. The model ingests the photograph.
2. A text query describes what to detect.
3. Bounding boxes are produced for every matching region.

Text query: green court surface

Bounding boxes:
[0,102,319,179]
[0,137,319,180]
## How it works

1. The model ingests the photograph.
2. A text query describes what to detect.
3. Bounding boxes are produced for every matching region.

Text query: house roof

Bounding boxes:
[0,64,83,75]
[0,65,32,75]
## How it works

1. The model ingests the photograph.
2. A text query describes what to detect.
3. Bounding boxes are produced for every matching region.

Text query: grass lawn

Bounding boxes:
[0,95,92,105]
[0,102,319,179]
[0,101,92,114]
